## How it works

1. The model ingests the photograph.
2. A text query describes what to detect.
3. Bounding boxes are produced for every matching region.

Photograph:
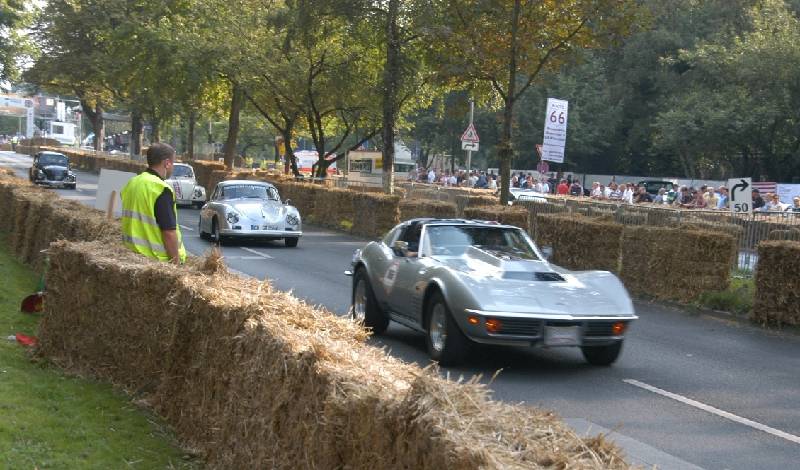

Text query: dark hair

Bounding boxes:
[146,143,176,167]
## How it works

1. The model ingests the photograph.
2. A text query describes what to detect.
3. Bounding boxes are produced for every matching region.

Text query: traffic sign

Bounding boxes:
[462,141,479,151]
[460,123,480,143]
[728,177,753,215]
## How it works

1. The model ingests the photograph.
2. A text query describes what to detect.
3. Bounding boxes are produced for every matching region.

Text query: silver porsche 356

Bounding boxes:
[198,180,302,247]
[347,219,637,366]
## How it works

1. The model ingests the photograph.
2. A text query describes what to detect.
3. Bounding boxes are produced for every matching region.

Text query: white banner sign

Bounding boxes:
[541,98,568,163]
[777,184,800,204]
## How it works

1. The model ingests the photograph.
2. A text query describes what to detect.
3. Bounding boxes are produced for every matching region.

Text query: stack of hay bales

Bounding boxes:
[351,192,400,238]
[535,213,622,272]
[0,172,121,267]
[312,186,356,231]
[455,194,498,217]
[620,226,735,302]
[753,240,800,325]
[463,205,530,233]
[38,239,628,469]
[190,160,227,192]
[399,199,458,221]
[767,228,800,241]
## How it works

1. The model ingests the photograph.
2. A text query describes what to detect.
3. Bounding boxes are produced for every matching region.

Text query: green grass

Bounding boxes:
[697,277,755,316]
[0,236,197,469]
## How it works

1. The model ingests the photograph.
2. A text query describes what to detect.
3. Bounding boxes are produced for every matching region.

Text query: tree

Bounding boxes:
[429,0,641,203]
[0,0,30,83]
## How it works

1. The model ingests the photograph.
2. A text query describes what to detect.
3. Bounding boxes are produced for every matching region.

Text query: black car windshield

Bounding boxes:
[171,165,193,178]
[219,184,279,201]
[423,225,540,260]
[39,154,68,167]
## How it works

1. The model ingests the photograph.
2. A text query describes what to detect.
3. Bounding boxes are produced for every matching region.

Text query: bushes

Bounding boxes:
[753,240,800,325]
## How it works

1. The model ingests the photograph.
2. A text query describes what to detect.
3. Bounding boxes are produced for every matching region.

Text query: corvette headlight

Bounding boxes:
[286,214,299,226]
[226,211,240,224]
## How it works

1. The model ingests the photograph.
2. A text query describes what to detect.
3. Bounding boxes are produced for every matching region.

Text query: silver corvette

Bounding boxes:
[198,180,302,247]
[166,163,206,207]
[347,219,637,366]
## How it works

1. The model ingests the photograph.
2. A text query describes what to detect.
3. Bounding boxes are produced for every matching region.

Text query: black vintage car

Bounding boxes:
[29,151,77,189]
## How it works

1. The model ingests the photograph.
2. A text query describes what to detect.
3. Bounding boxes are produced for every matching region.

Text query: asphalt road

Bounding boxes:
[3,151,800,470]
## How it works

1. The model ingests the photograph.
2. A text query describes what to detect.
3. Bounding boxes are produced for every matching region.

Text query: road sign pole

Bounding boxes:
[466,98,474,173]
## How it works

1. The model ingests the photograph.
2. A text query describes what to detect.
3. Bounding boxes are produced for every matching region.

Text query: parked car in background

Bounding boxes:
[29,151,76,189]
[509,187,549,204]
[347,219,637,366]
[198,180,302,247]
[166,163,206,208]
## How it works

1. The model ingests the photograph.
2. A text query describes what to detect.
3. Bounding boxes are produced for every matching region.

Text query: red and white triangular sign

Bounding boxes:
[461,123,480,143]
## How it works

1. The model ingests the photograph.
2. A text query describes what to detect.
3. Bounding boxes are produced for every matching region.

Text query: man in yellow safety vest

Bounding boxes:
[120,143,187,264]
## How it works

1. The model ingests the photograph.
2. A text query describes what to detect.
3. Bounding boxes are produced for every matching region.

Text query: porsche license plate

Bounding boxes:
[544,326,580,346]
[262,224,278,230]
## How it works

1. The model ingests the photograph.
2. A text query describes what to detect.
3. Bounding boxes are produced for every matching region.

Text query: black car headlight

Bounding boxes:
[226,211,240,224]
[286,214,299,226]
[66,173,75,181]
[36,169,44,178]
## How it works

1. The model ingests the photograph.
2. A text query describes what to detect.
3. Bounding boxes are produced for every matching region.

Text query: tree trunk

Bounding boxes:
[80,101,104,152]
[131,110,143,158]
[151,116,161,143]
[223,83,244,170]
[499,0,521,205]
[187,110,196,160]
[282,128,300,177]
[381,0,400,195]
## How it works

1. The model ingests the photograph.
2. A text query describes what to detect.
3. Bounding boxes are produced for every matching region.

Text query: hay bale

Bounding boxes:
[38,239,629,469]
[753,240,800,326]
[463,205,530,233]
[767,229,800,241]
[620,226,735,302]
[399,200,458,221]
[351,192,400,238]
[535,214,622,272]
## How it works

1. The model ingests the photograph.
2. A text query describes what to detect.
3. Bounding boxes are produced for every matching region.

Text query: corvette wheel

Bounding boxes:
[581,342,623,366]
[284,237,299,247]
[199,218,208,240]
[425,291,469,366]
[352,268,389,334]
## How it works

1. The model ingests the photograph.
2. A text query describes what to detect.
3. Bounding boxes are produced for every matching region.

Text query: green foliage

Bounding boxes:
[697,277,755,315]
[0,238,196,469]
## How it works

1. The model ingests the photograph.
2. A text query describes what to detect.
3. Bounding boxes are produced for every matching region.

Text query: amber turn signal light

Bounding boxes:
[612,322,627,335]
[467,316,480,325]
[485,318,502,333]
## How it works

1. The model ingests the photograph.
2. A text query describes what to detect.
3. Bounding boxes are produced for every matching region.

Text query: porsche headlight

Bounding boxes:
[286,214,299,226]
[226,210,240,224]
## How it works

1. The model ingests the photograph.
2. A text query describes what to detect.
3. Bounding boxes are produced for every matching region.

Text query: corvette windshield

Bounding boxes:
[423,225,540,260]
[39,154,68,167]
[220,184,279,201]
[171,165,193,178]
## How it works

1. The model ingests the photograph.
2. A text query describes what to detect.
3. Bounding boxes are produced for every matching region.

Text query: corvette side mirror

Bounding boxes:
[284,198,292,206]
[540,246,553,261]
[392,240,409,257]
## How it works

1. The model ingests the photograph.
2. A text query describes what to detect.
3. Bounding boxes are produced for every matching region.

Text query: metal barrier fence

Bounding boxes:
[513,197,800,276]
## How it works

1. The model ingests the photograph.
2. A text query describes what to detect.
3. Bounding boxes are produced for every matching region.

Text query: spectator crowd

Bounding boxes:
[411,167,800,213]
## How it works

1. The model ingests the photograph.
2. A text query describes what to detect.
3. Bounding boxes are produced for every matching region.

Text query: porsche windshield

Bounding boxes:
[220,184,279,201]
[171,165,193,178]
[423,225,540,260]
[39,154,68,167]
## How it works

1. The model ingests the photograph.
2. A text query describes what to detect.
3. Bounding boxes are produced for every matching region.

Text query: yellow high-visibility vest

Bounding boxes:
[120,171,187,263]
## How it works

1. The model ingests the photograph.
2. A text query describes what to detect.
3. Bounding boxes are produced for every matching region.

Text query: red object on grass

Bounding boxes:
[20,293,44,313]
[15,334,38,347]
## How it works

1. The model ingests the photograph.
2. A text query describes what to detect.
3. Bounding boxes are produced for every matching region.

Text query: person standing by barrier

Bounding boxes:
[120,143,187,264]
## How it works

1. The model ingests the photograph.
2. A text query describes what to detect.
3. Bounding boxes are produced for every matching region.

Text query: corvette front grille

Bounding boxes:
[496,318,542,337]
